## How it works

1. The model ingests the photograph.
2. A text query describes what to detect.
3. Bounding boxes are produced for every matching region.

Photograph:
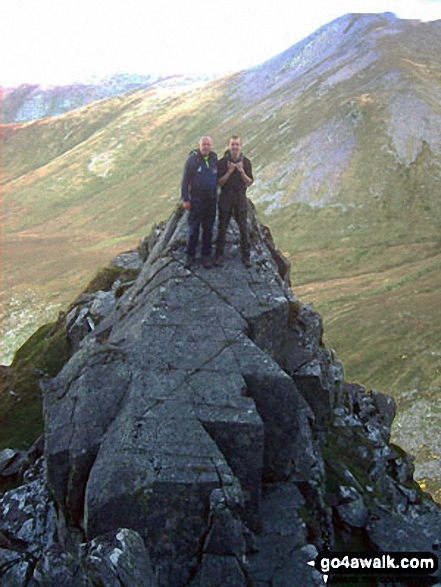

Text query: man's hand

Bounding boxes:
[227,161,237,172]
[236,161,253,187]
[183,201,191,211]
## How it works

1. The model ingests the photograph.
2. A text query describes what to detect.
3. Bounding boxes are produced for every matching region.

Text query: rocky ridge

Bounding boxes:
[1,203,440,586]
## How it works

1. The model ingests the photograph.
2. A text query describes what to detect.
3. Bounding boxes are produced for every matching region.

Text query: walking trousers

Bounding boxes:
[215,191,250,258]
[186,195,217,257]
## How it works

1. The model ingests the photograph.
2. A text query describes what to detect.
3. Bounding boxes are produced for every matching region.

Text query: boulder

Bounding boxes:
[111,251,143,271]
[81,528,158,587]
[367,507,441,582]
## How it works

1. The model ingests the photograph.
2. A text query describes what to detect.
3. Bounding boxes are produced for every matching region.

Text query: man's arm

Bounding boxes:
[236,159,253,187]
[181,156,195,209]
[217,159,232,186]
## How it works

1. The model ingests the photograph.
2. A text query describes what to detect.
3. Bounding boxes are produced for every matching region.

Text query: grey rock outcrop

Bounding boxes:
[0,437,44,490]
[1,202,440,586]
[0,458,56,585]
[63,264,142,352]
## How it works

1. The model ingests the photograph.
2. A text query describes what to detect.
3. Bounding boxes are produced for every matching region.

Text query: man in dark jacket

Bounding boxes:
[214,136,253,268]
[181,136,218,269]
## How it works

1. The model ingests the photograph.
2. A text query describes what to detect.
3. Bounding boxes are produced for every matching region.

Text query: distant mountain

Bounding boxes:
[0,73,217,123]
[2,12,441,499]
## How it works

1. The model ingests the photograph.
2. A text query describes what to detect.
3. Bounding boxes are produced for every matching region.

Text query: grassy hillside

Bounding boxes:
[1,13,440,499]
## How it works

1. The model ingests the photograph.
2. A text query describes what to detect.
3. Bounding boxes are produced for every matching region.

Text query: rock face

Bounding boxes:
[1,203,440,586]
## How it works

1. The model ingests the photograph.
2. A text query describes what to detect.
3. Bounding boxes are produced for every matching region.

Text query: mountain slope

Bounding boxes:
[0,73,216,123]
[2,12,441,497]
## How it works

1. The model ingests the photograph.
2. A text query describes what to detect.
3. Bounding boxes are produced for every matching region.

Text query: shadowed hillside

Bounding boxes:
[2,12,441,498]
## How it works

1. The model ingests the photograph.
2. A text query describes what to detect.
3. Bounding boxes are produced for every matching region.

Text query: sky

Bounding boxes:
[2,0,441,87]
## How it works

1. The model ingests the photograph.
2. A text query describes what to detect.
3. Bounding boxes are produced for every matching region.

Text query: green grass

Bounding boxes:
[0,320,71,449]
[83,266,140,295]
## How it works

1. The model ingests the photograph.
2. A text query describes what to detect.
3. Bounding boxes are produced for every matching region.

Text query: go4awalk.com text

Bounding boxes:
[308,550,439,584]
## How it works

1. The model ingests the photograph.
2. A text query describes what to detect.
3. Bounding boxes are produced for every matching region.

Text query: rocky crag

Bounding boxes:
[1,203,440,586]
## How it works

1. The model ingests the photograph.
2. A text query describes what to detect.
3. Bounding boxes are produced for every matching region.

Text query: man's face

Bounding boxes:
[199,137,212,156]
[229,138,242,159]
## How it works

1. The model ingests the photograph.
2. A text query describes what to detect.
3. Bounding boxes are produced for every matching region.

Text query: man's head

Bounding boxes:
[199,136,212,157]
[229,135,242,160]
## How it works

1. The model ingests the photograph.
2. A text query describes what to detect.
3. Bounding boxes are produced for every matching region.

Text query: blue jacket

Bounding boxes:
[181,150,218,202]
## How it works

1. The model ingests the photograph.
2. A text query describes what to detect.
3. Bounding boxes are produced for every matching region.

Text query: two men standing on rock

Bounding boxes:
[181,135,253,269]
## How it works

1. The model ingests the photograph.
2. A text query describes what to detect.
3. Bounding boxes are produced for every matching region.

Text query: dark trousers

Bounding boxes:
[215,191,250,258]
[186,195,217,257]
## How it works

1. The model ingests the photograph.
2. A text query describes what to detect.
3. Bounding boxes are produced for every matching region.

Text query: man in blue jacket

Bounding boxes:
[181,136,218,269]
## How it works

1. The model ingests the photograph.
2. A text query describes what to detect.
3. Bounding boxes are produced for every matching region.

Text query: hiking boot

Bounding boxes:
[202,256,213,269]
[213,253,224,267]
[184,255,195,269]
[242,255,251,269]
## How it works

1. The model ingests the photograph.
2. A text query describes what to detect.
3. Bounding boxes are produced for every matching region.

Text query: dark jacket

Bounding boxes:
[218,150,253,196]
[181,150,218,202]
